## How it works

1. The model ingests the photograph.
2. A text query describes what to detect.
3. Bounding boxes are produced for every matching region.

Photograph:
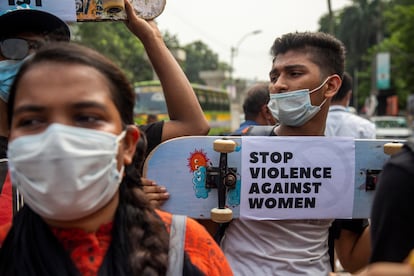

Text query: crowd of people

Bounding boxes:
[0,0,413,275]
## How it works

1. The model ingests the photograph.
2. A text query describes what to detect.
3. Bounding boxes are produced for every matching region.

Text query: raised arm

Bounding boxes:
[124,1,209,141]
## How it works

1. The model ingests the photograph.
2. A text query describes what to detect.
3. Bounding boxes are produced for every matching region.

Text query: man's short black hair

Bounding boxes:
[332,72,352,102]
[270,31,346,79]
[243,83,270,120]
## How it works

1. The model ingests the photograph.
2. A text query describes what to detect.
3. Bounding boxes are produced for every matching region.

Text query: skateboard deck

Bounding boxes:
[0,0,165,22]
[76,0,166,21]
[143,136,404,222]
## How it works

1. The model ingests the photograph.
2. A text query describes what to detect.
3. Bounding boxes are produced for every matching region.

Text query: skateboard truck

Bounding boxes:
[210,139,237,223]
[365,142,404,191]
[365,169,381,191]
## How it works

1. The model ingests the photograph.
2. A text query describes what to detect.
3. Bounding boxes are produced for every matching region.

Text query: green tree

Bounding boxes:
[72,21,153,84]
[368,2,414,109]
[72,23,226,86]
[182,40,221,84]
[320,0,384,74]
[319,0,388,109]
[320,0,414,112]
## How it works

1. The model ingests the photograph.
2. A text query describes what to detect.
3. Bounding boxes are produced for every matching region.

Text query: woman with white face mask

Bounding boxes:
[0,42,232,276]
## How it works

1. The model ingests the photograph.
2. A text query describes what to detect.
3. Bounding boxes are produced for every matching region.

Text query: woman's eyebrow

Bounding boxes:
[13,104,45,116]
[71,101,109,111]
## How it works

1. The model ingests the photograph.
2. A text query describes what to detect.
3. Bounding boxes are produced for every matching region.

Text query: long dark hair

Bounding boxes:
[0,42,169,275]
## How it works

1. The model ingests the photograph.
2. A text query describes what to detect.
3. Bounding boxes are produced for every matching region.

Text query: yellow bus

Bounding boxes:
[134,80,232,135]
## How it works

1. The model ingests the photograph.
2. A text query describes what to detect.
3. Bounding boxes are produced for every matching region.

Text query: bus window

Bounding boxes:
[134,90,167,114]
[134,81,231,134]
[134,86,168,125]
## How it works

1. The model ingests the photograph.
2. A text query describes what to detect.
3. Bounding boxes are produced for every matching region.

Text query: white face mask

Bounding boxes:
[267,78,330,127]
[8,124,126,221]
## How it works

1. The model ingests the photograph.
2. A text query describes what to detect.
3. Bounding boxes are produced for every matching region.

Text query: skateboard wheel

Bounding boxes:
[102,0,124,14]
[383,142,403,155]
[211,207,233,223]
[213,139,236,153]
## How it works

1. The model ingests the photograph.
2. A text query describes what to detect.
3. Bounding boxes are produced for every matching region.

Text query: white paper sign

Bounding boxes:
[240,136,355,220]
[0,0,76,22]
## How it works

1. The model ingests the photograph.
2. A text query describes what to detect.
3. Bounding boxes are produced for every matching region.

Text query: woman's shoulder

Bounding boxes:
[155,209,212,236]
[156,210,233,276]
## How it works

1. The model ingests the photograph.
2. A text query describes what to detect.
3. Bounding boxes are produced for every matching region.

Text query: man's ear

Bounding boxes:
[123,124,140,165]
[260,104,270,117]
[325,74,342,99]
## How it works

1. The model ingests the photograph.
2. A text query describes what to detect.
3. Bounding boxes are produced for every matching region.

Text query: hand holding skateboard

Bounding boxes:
[76,0,166,21]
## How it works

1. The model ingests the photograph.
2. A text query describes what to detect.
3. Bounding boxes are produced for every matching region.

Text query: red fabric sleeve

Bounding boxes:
[0,172,13,226]
[0,222,11,247]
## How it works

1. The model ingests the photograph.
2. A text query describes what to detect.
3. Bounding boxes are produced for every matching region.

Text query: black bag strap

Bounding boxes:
[0,159,7,193]
[0,136,8,194]
[240,125,277,136]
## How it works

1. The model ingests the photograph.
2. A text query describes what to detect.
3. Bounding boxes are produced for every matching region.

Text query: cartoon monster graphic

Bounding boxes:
[188,149,210,198]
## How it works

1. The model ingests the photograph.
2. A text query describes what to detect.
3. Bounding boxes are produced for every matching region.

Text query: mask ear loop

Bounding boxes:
[309,76,331,94]
[309,77,331,108]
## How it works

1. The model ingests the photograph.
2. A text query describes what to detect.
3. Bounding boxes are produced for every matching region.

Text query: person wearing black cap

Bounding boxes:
[0,4,70,225]
[0,5,70,136]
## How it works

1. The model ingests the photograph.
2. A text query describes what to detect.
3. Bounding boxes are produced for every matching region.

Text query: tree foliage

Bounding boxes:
[71,22,223,85]
[373,3,414,107]
[71,1,414,114]
[319,0,384,74]
[72,21,153,84]
[319,0,414,112]
[182,41,220,84]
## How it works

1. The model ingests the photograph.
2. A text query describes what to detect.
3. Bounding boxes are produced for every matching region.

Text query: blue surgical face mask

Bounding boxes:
[0,58,26,103]
[267,77,330,127]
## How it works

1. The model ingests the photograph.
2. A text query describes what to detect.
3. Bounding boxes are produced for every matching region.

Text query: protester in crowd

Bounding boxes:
[369,138,414,264]
[325,72,375,273]
[124,0,209,207]
[219,31,345,275]
[0,0,209,222]
[232,82,277,135]
[0,4,71,225]
[0,41,232,275]
[146,114,159,124]
[325,72,375,138]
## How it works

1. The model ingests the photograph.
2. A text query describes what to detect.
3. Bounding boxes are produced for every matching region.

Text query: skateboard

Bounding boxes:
[0,0,165,22]
[143,136,404,222]
[76,0,166,21]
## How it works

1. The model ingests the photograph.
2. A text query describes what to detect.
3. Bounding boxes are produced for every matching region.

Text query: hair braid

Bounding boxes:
[118,171,169,275]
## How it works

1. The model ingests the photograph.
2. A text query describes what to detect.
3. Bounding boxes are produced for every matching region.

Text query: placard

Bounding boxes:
[240,136,355,220]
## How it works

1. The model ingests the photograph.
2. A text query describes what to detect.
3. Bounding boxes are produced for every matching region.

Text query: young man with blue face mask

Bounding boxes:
[0,6,70,139]
[220,32,345,275]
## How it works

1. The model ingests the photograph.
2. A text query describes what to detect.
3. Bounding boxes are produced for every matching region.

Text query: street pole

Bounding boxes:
[229,30,262,131]
[229,29,262,84]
